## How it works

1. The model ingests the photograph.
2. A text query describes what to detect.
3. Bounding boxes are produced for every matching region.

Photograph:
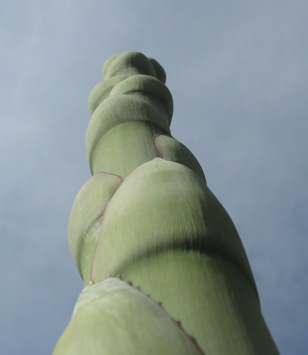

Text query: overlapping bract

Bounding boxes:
[54,51,278,354]
[53,278,203,354]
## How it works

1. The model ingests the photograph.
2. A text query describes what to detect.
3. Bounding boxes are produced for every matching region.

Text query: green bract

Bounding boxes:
[53,278,203,355]
[54,51,278,354]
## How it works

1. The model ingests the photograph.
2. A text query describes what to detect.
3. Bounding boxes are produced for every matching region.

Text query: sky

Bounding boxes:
[1,1,307,354]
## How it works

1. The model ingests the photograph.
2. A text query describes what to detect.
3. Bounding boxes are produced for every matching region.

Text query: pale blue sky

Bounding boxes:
[1,1,307,354]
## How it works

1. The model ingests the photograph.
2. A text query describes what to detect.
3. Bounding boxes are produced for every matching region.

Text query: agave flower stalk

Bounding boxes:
[53,51,278,354]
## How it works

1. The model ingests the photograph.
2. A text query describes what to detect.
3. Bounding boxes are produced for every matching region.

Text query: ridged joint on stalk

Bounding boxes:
[67,172,123,284]
[86,52,173,176]
[102,51,167,83]
[90,158,258,299]
[152,133,206,182]
[88,51,168,115]
[85,95,171,176]
[53,277,204,355]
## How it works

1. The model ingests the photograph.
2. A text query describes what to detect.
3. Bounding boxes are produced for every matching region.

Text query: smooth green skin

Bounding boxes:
[90,159,277,353]
[85,67,205,177]
[69,136,206,285]
[120,252,276,355]
[86,77,172,176]
[68,172,122,284]
[153,134,206,181]
[60,51,279,354]
[86,52,173,177]
[53,278,202,355]
[91,159,254,285]
[88,75,128,115]
[102,52,166,83]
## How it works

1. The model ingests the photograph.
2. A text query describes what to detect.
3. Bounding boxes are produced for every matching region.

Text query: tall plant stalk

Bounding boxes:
[53,51,278,354]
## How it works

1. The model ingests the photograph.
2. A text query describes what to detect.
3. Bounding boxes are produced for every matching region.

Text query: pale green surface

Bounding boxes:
[61,51,279,354]
[153,134,206,181]
[88,75,128,115]
[91,159,255,287]
[53,278,202,355]
[103,51,158,80]
[88,122,160,178]
[109,75,173,119]
[85,94,171,175]
[68,173,122,284]
[147,57,166,83]
[119,252,277,354]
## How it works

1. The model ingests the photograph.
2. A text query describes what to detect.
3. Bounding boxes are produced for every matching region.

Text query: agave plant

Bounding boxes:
[53,51,278,354]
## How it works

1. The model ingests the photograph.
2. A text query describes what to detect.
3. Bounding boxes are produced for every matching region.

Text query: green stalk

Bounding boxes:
[54,51,278,354]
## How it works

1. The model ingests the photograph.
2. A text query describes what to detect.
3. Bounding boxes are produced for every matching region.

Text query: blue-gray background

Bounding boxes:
[1,1,307,354]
